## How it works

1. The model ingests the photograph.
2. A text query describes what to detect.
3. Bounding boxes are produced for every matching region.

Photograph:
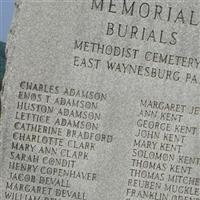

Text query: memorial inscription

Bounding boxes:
[0,1,199,200]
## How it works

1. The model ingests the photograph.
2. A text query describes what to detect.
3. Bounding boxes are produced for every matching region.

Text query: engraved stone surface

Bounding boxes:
[0,41,6,81]
[0,1,200,200]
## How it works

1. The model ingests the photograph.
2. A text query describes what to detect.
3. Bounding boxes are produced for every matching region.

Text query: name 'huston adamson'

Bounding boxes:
[91,0,199,26]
